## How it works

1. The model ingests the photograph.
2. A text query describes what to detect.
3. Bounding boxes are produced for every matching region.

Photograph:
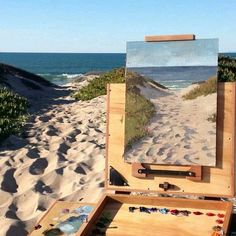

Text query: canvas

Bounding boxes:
[124,39,218,166]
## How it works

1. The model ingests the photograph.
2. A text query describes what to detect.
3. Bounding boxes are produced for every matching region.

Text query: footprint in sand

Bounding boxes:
[57,153,68,163]
[34,180,53,195]
[38,115,51,122]
[58,142,70,154]
[5,203,19,220]
[46,125,59,136]
[29,158,48,175]
[55,167,65,175]
[1,168,18,193]
[6,222,28,235]
[66,129,82,143]
[157,147,166,156]
[37,204,47,212]
[26,148,40,159]
[74,165,87,175]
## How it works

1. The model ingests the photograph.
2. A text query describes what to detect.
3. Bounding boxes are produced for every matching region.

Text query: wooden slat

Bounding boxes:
[145,34,195,42]
[106,83,235,197]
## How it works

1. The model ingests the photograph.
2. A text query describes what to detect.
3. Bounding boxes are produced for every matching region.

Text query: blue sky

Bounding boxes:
[0,0,235,53]
[127,39,218,67]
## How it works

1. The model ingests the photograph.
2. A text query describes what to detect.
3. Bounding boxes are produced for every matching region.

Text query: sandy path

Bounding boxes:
[0,79,106,235]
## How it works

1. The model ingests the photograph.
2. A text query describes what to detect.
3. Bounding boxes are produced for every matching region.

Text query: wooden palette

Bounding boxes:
[79,194,233,236]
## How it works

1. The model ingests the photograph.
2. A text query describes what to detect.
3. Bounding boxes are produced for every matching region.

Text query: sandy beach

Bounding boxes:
[0,75,106,235]
[124,83,217,166]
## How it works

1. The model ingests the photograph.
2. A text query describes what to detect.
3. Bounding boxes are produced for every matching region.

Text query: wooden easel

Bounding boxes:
[105,77,236,197]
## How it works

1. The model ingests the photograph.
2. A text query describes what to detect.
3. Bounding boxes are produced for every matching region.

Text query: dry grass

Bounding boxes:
[182,76,217,100]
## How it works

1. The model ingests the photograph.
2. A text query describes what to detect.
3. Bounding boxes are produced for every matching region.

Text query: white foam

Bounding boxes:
[60,73,83,79]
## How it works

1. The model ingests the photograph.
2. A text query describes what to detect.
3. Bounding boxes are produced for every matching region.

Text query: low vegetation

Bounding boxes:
[73,68,125,101]
[182,76,217,100]
[218,56,236,82]
[0,87,28,142]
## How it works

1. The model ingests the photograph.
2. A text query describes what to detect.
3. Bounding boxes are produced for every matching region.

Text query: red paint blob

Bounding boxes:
[193,211,203,215]
[206,212,216,216]
[216,219,224,224]
[217,214,225,218]
[170,209,179,215]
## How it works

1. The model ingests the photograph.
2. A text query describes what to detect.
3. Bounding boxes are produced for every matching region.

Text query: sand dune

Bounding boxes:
[0,75,106,235]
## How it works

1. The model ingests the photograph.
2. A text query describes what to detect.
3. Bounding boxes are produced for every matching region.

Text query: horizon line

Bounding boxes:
[0,51,126,54]
[0,51,235,54]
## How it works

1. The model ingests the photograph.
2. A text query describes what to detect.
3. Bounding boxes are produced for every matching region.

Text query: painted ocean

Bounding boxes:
[127,66,217,90]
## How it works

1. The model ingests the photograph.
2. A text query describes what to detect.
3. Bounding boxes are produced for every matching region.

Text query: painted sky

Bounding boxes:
[0,0,235,52]
[126,39,219,67]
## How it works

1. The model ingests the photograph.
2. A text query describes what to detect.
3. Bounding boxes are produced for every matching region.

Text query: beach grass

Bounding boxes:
[182,76,217,100]
[125,90,155,148]
[0,87,28,142]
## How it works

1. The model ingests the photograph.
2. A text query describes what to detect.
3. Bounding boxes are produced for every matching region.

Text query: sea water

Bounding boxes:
[0,53,125,85]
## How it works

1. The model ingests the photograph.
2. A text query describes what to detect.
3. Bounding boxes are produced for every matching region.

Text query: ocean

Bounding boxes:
[0,53,126,85]
[0,52,235,86]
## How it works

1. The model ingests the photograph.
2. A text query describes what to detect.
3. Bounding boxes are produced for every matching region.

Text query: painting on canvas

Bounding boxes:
[124,39,218,166]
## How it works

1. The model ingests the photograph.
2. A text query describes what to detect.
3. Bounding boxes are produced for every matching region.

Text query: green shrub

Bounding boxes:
[73,68,125,101]
[0,87,28,142]
[218,56,236,82]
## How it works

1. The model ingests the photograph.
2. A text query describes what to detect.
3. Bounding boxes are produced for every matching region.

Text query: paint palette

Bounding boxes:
[29,201,95,236]
[79,194,232,236]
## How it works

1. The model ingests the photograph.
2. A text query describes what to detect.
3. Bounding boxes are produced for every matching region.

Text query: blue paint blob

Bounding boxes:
[75,205,94,214]
[57,215,88,234]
